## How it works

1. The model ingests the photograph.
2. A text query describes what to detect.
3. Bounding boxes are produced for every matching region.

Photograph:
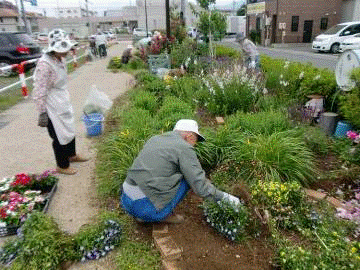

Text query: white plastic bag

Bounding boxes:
[83,85,113,115]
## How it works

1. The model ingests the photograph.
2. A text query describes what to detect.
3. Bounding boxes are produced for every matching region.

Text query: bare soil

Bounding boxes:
[168,191,275,270]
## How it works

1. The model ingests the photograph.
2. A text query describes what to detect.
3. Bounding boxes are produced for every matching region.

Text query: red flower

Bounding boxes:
[0,207,7,219]
[11,173,32,187]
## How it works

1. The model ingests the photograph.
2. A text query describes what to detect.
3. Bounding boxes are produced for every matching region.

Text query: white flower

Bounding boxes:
[35,196,44,203]
[0,222,7,227]
[284,61,290,69]
[280,74,283,79]
[299,71,305,79]
[194,60,198,65]
[314,74,321,80]
[263,88,268,95]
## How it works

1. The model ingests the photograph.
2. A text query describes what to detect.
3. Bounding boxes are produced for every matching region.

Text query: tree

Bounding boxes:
[197,10,227,41]
[237,4,246,16]
[197,0,216,10]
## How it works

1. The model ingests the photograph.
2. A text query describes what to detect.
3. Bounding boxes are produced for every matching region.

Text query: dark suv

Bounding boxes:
[0,32,42,76]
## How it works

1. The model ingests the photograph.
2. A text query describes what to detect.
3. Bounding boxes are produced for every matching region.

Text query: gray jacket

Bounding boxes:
[125,131,225,210]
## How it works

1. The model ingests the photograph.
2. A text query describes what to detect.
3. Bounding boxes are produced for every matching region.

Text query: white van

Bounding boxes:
[312,21,360,53]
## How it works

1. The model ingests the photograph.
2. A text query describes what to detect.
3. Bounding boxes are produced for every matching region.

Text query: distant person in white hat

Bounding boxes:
[32,29,89,175]
[120,119,241,223]
[235,33,260,71]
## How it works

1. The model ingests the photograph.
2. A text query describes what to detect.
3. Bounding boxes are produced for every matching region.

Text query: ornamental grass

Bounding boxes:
[232,130,317,186]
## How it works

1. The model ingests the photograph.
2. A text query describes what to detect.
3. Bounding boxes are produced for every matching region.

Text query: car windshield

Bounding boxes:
[354,33,360,38]
[323,24,347,35]
[13,33,33,44]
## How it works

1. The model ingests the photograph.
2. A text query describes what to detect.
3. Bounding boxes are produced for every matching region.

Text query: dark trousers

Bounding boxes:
[98,44,107,57]
[47,119,76,169]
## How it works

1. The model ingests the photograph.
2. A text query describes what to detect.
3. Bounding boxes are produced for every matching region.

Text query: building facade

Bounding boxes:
[247,0,342,45]
[341,0,360,22]
[54,6,97,19]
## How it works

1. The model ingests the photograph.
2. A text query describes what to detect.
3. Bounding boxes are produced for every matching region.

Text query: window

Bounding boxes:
[0,18,3,23]
[59,10,63,13]
[320,18,328,30]
[256,17,261,31]
[291,16,299,32]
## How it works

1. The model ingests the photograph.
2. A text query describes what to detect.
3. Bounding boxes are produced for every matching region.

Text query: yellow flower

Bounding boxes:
[120,129,130,137]
[351,247,358,254]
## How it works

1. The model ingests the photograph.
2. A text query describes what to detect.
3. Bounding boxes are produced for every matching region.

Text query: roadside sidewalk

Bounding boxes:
[0,41,132,245]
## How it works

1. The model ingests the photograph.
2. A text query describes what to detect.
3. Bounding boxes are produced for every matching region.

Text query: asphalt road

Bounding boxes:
[220,40,339,71]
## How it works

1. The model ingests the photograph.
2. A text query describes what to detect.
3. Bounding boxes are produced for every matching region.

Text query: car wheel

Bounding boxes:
[330,43,340,54]
[0,60,14,77]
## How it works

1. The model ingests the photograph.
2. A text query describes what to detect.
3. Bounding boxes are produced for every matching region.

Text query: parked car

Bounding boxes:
[37,33,48,42]
[133,28,152,37]
[339,33,360,52]
[0,32,42,77]
[312,21,360,53]
[102,31,116,40]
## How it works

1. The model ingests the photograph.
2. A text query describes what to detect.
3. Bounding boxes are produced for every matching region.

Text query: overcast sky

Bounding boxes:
[7,0,243,15]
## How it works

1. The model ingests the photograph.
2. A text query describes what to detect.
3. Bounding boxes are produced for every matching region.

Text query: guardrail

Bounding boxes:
[0,45,89,97]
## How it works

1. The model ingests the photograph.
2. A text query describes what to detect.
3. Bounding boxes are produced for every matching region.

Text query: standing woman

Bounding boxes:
[32,29,89,175]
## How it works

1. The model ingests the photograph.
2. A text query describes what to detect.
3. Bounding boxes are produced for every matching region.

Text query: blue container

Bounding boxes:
[82,113,104,136]
[334,121,351,138]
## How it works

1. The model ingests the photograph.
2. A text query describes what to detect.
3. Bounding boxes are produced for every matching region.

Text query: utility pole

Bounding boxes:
[145,0,149,37]
[85,0,90,36]
[180,0,185,26]
[165,0,170,50]
[19,0,29,33]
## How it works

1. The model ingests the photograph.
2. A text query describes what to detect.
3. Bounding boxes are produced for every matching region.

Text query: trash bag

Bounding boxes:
[83,85,113,115]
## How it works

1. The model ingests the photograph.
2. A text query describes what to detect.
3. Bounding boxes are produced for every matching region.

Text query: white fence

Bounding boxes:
[0,46,89,96]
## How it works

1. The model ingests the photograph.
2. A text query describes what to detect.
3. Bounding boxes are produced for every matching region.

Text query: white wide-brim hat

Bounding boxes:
[174,119,205,141]
[45,29,78,53]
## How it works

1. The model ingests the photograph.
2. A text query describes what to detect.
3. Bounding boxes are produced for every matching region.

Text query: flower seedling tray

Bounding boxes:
[0,172,59,237]
[0,182,58,237]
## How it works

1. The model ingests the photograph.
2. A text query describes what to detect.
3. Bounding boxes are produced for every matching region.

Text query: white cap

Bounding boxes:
[173,119,205,141]
[45,29,78,54]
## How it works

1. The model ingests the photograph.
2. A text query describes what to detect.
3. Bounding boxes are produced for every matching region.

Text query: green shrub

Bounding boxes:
[143,79,168,97]
[261,56,338,109]
[168,75,203,105]
[254,94,291,112]
[332,138,360,165]
[300,126,332,156]
[107,56,122,69]
[96,130,146,197]
[195,126,239,171]
[214,45,242,59]
[350,67,360,87]
[131,90,159,115]
[11,212,76,270]
[232,131,317,185]
[226,110,292,135]
[117,241,161,270]
[128,56,146,70]
[134,70,159,86]
[339,87,360,129]
[154,96,194,131]
[199,73,260,116]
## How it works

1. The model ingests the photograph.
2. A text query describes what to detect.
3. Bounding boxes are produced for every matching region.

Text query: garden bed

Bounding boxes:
[169,191,274,269]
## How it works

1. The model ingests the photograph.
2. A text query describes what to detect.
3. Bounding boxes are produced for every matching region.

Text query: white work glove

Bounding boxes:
[222,192,241,206]
[249,60,256,69]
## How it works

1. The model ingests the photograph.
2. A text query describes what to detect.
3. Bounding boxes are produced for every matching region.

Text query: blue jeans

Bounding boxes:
[120,179,190,222]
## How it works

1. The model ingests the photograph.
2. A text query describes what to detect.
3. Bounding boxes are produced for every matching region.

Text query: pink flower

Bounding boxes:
[347,131,359,140]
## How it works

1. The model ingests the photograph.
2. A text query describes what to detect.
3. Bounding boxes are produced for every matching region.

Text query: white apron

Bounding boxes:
[35,54,75,145]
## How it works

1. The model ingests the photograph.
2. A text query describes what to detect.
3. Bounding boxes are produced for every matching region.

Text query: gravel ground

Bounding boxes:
[0,41,133,269]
